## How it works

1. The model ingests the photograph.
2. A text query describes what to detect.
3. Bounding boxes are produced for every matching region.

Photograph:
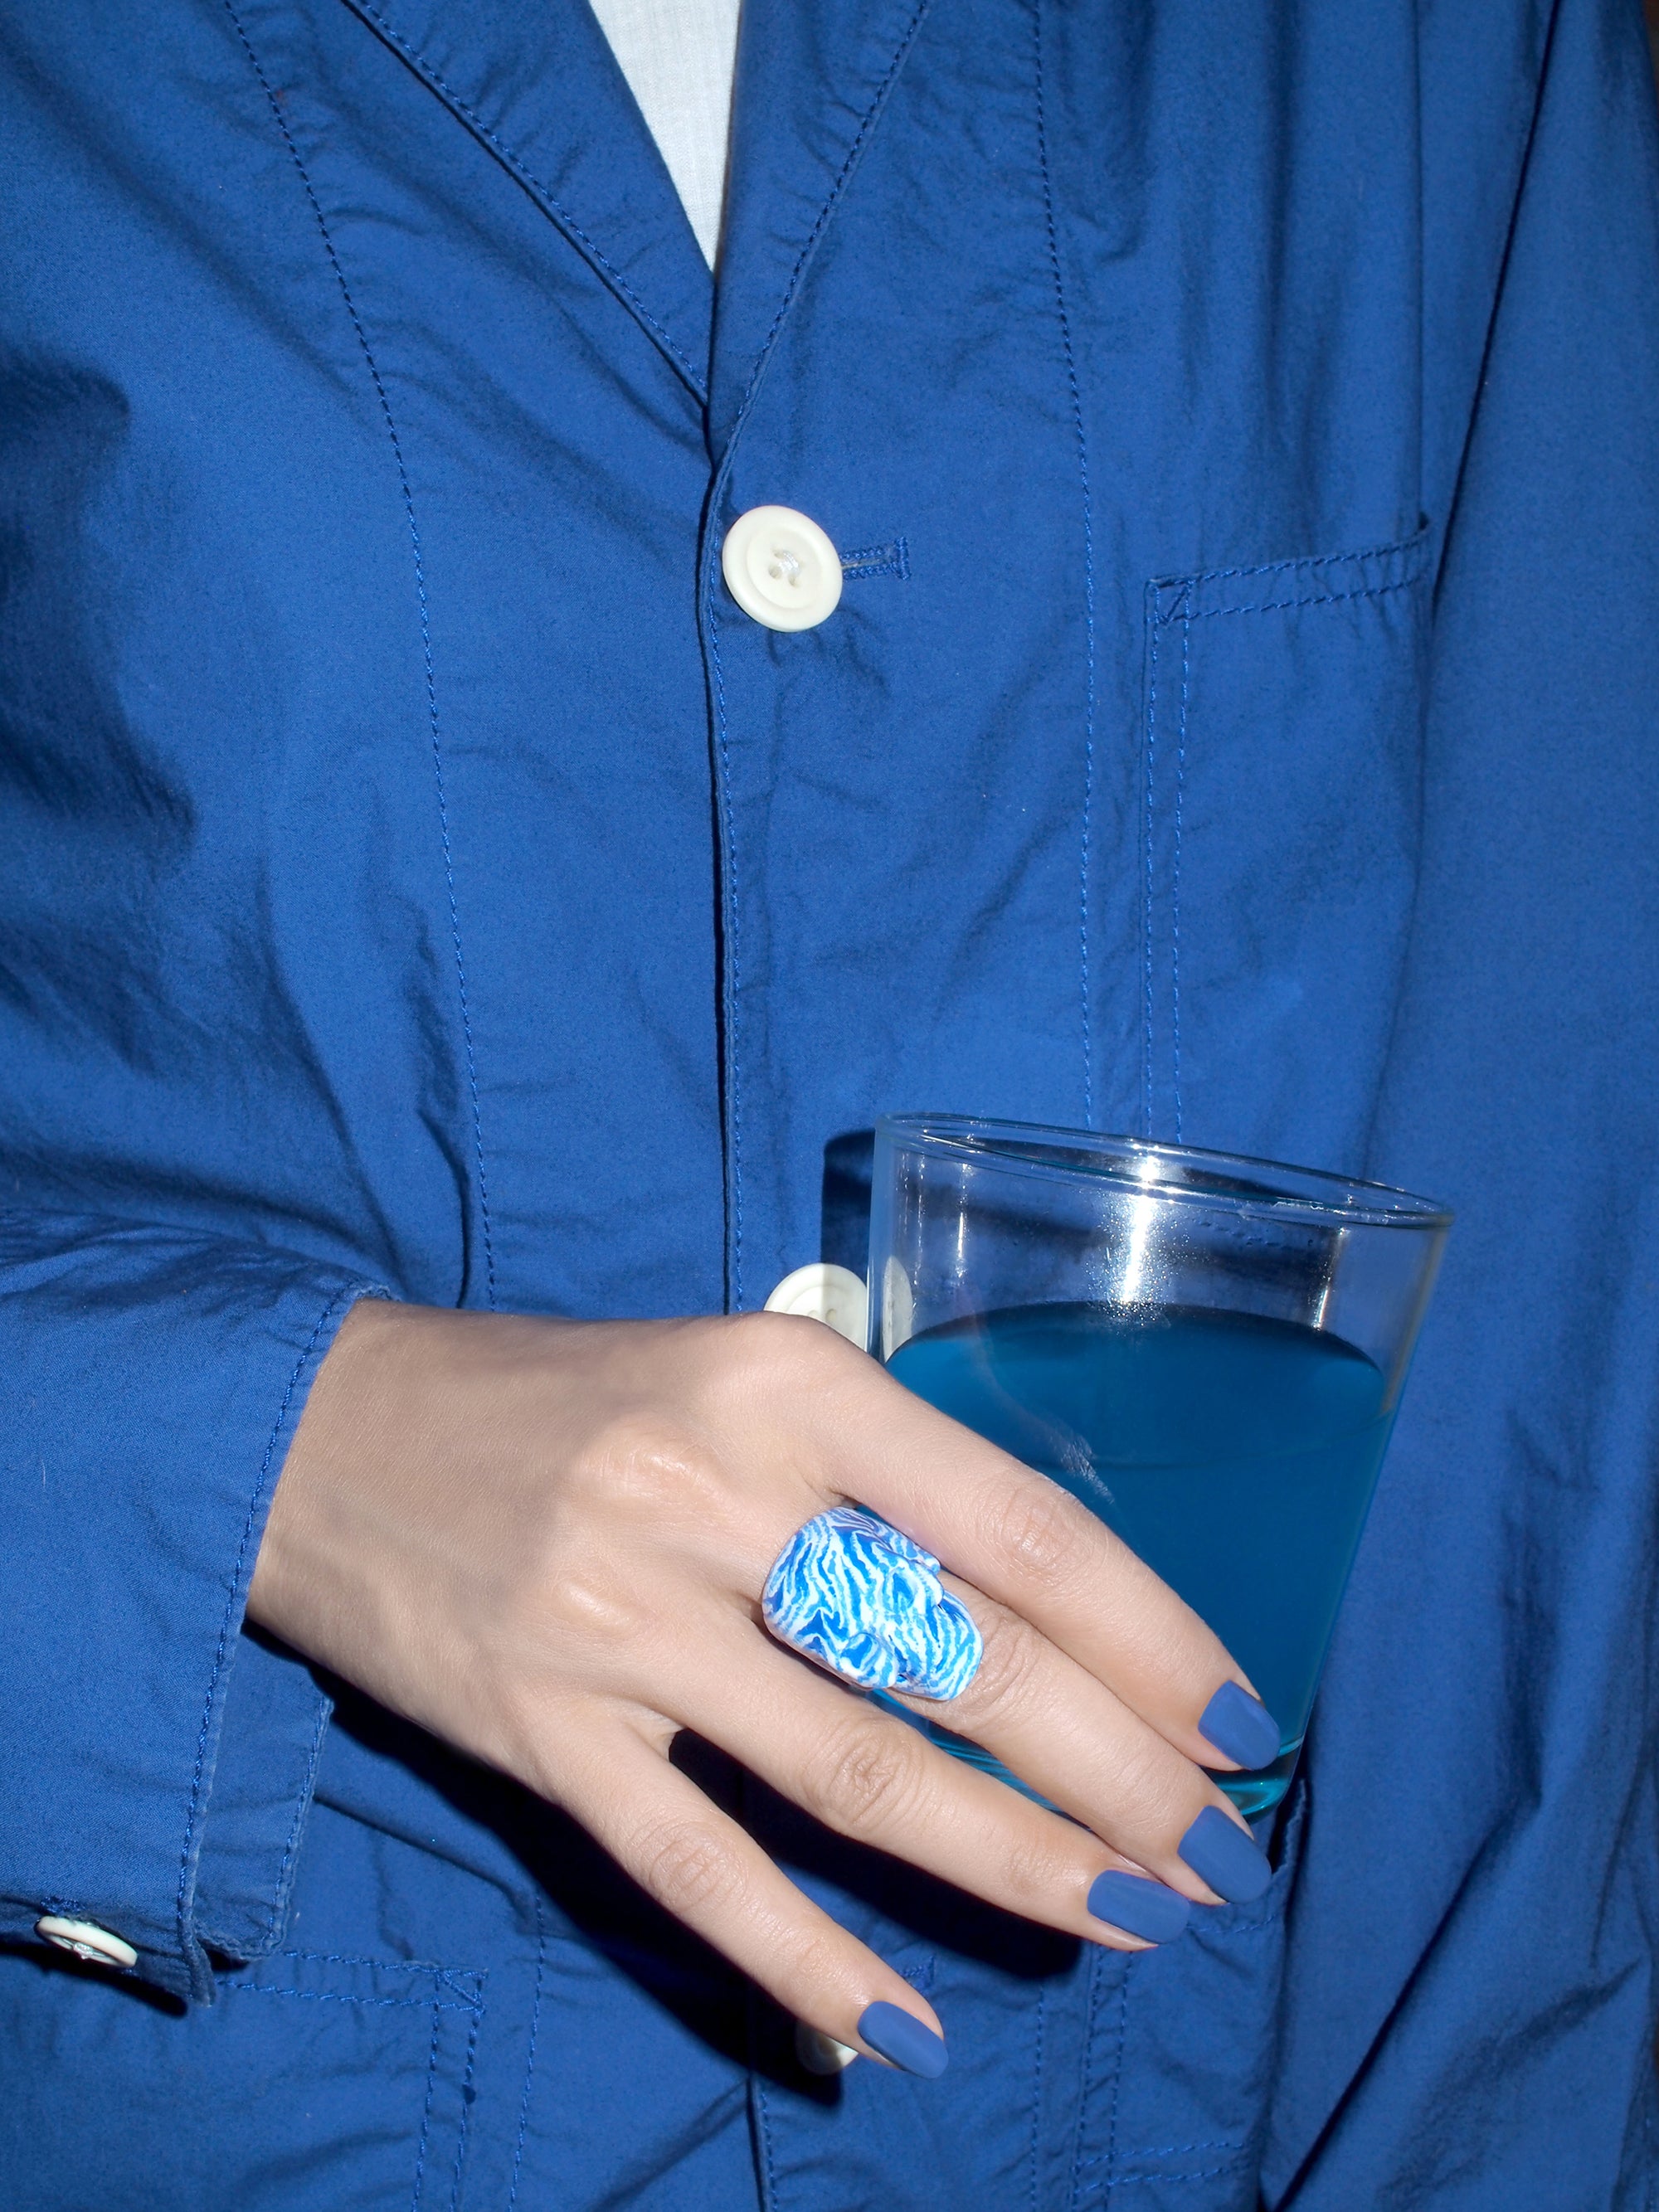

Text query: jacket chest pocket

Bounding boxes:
[1139,527,1430,1174]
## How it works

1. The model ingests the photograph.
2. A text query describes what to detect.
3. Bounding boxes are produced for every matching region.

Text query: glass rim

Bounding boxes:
[875,1113,1453,1232]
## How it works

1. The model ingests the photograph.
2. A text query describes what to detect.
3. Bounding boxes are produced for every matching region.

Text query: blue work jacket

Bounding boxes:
[2,2,1657,2205]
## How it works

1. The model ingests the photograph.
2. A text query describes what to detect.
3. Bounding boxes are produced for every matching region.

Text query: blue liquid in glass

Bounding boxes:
[886,1302,1392,1816]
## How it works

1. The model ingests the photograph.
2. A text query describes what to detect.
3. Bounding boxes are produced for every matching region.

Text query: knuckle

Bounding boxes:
[577,1413,733,1524]
[775,1918,849,1991]
[535,1553,654,1651]
[960,1603,1045,1722]
[1101,1733,1190,1831]
[687,1309,873,1469]
[718,1308,854,1395]
[799,1718,925,1836]
[634,1818,744,1919]
[998,1831,1076,1910]
[978,1478,1086,1590]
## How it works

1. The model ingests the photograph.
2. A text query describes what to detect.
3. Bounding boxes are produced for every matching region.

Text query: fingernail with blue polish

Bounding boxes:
[1087,1869,1191,1943]
[1178,1806,1272,1903]
[859,2001,949,2078]
[1199,1681,1282,1772]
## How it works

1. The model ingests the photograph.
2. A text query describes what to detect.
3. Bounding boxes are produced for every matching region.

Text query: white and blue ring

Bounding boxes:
[761,1505,984,1702]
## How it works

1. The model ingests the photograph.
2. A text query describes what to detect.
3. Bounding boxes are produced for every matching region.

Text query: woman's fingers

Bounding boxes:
[560,1714,951,2073]
[893,1582,1269,1904]
[790,1334,1273,1772]
[669,1621,1203,1944]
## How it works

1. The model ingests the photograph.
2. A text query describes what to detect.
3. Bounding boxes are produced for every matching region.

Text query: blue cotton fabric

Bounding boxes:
[2,2,1657,2205]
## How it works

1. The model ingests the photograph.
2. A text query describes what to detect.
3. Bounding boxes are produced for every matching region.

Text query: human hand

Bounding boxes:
[249,1300,1276,2076]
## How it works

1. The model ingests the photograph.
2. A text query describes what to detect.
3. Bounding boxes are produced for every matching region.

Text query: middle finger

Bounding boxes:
[893,1577,1272,1905]
[673,1608,1218,1942]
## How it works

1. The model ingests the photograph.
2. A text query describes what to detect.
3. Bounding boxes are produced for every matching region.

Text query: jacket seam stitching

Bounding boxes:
[192,1685,330,1959]
[707,605,744,1310]
[1027,1980,1046,2212]
[219,1983,479,2013]
[1142,601,1160,1141]
[1169,575,1423,623]
[1077,2156,1251,2196]
[345,2,708,397]
[1066,1946,1105,2211]
[260,1685,330,1947]
[446,1999,482,2210]
[505,1903,547,2210]
[225,0,499,1309]
[1079,2132,1248,2167]
[411,1996,444,2210]
[1102,1963,1131,2192]
[173,1284,354,1980]
[1075,2139,1245,2166]
[756,2072,781,2211]
[252,1947,482,1986]
[1180,524,1429,587]
[1172,589,1191,1141]
[722,0,932,451]
[1034,0,1097,1131]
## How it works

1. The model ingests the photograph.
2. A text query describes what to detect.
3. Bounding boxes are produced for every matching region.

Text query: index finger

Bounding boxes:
[818,1352,1277,1774]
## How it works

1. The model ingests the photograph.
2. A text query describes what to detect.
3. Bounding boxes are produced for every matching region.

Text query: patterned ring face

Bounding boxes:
[761,1505,984,1701]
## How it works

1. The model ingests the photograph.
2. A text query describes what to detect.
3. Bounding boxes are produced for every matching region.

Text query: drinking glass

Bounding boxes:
[869,1115,1450,1818]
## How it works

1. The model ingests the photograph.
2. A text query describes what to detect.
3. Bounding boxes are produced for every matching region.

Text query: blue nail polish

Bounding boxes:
[858,2000,949,2078]
[1198,1681,1282,1771]
[1178,1806,1272,1903]
[1087,1869,1191,1943]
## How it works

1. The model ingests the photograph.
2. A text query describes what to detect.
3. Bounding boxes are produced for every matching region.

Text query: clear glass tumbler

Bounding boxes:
[869,1115,1450,1817]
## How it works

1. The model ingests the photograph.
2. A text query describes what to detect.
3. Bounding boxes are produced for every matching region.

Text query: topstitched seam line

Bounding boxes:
[446,2001,482,2210]
[254,1948,482,1990]
[410,1999,445,2210]
[1067,1944,1105,2211]
[757,2073,781,2212]
[347,1,706,398]
[1157,575,1422,623]
[505,1904,547,2210]
[173,1284,352,1978]
[252,1694,331,1950]
[1028,1981,1047,2212]
[1078,2157,1251,2197]
[723,0,932,451]
[219,1983,480,2014]
[1190,1909,1282,1939]
[1176,524,1429,587]
[1075,2138,1243,2168]
[1172,590,1190,1141]
[707,604,744,1312]
[1034,0,1097,1131]
[1101,1966,1131,2203]
[226,0,499,1310]
[1142,605,1160,1142]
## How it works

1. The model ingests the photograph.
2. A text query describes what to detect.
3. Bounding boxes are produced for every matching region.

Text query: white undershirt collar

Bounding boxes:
[588,0,743,269]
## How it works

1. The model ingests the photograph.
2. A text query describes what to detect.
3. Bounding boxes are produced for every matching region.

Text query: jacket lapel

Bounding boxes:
[709,0,932,454]
[338,0,714,401]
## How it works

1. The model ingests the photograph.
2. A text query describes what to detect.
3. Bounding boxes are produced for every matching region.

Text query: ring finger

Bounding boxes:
[674,1612,1207,1946]
[892,1577,1272,1907]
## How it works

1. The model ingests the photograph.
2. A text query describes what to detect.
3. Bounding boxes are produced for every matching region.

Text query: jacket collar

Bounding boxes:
[339,0,715,402]
[337,0,932,443]
[710,0,932,456]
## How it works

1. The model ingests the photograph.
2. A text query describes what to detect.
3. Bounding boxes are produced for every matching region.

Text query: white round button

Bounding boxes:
[764,1262,868,1347]
[721,506,843,632]
[36,1915,138,1970]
